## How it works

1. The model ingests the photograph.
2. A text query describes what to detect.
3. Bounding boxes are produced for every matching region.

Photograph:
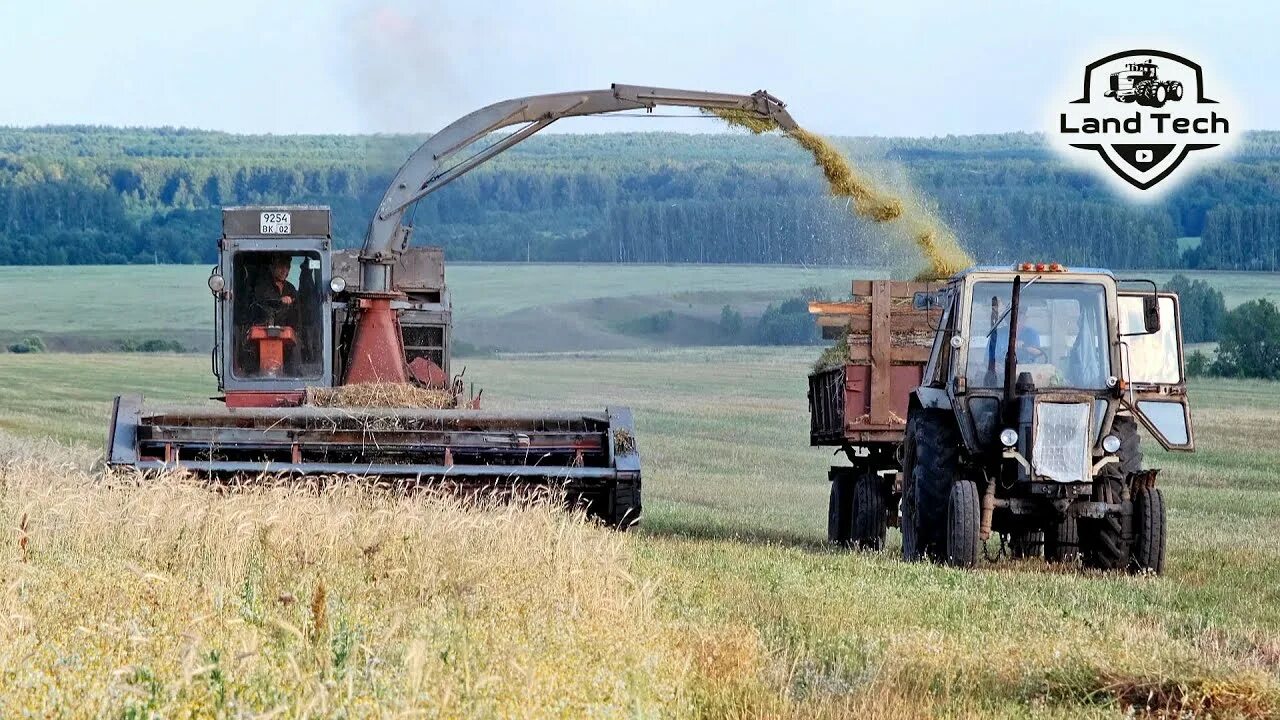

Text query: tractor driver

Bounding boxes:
[249,254,299,328]
[989,299,1047,366]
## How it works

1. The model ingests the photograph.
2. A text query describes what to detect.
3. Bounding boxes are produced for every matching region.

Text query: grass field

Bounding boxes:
[1,348,1279,717]
[2,264,1277,353]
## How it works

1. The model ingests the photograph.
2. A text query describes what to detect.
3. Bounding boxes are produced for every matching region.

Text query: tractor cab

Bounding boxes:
[924,263,1192,482]
[209,207,337,407]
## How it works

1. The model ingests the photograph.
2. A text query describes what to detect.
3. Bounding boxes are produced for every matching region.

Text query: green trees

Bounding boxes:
[4,127,1280,268]
[1211,299,1280,379]
[756,298,821,345]
[1163,274,1226,343]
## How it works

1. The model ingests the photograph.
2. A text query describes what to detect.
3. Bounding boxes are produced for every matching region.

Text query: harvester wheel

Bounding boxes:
[1131,486,1166,574]
[904,409,965,562]
[599,480,642,531]
[852,474,888,550]
[945,480,980,568]
[1081,417,1142,571]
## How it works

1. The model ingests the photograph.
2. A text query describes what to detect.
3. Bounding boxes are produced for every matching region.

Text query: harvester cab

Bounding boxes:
[211,207,337,405]
[208,206,454,408]
[902,265,1193,572]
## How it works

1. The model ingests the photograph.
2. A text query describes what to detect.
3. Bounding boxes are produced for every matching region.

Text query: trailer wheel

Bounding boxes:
[1130,486,1166,574]
[905,409,965,562]
[852,474,888,550]
[945,480,980,568]
[827,469,854,546]
[1009,528,1044,559]
[1045,514,1079,563]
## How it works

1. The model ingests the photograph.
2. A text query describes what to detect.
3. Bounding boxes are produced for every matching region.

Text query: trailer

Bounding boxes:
[807,279,941,549]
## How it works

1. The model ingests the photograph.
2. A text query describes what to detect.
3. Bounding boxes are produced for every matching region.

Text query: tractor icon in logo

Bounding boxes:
[1104,60,1184,108]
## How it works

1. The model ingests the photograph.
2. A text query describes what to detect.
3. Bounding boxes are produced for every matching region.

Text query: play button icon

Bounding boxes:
[1110,144,1177,172]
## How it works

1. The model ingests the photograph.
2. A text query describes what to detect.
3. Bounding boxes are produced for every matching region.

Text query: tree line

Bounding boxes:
[4,127,1280,269]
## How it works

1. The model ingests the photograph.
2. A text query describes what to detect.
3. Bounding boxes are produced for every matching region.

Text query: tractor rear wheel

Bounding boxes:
[903,409,965,562]
[945,480,980,568]
[1167,80,1184,101]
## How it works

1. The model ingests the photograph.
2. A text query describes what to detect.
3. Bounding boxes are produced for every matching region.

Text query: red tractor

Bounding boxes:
[1105,60,1184,108]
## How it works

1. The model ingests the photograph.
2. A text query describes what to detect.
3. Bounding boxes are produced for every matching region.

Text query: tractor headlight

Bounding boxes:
[329,276,347,293]
[1000,428,1019,447]
[1102,434,1121,453]
[207,274,225,294]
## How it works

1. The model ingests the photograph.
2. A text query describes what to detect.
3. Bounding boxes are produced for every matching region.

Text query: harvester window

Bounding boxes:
[231,251,324,380]
[965,282,1109,390]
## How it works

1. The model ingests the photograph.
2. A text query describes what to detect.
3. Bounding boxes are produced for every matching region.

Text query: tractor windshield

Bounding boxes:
[965,280,1110,390]
[230,251,325,380]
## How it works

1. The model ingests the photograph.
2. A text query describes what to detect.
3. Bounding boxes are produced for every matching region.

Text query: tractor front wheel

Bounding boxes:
[1131,486,1167,574]
[945,480,980,568]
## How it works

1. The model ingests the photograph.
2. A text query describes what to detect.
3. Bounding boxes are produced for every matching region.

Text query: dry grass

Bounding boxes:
[3,350,1280,717]
[304,382,455,409]
[0,440,688,716]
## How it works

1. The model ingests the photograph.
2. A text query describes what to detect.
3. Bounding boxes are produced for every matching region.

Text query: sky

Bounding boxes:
[0,0,1275,136]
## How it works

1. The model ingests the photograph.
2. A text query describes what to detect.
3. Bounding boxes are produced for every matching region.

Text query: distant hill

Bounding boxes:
[4,127,1280,270]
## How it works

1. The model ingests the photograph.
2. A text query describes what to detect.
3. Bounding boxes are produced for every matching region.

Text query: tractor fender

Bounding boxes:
[914,386,951,411]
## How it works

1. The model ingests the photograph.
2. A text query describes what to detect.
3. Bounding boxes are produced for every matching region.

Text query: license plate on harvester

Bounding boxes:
[260,211,291,234]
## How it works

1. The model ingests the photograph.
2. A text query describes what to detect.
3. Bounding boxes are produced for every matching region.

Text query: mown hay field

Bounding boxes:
[1,348,1279,717]
[0,265,1276,350]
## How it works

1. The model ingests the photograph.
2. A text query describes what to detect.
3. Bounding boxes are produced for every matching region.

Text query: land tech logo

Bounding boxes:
[1054,49,1234,192]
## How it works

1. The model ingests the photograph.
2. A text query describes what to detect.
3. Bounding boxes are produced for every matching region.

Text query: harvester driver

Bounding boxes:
[251,254,299,327]
[243,253,302,377]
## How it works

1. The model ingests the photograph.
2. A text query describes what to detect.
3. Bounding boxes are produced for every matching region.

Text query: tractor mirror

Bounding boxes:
[913,291,945,311]
[1142,295,1161,334]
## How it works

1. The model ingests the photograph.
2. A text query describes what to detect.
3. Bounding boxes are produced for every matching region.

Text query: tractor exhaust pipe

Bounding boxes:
[1002,275,1022,415]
